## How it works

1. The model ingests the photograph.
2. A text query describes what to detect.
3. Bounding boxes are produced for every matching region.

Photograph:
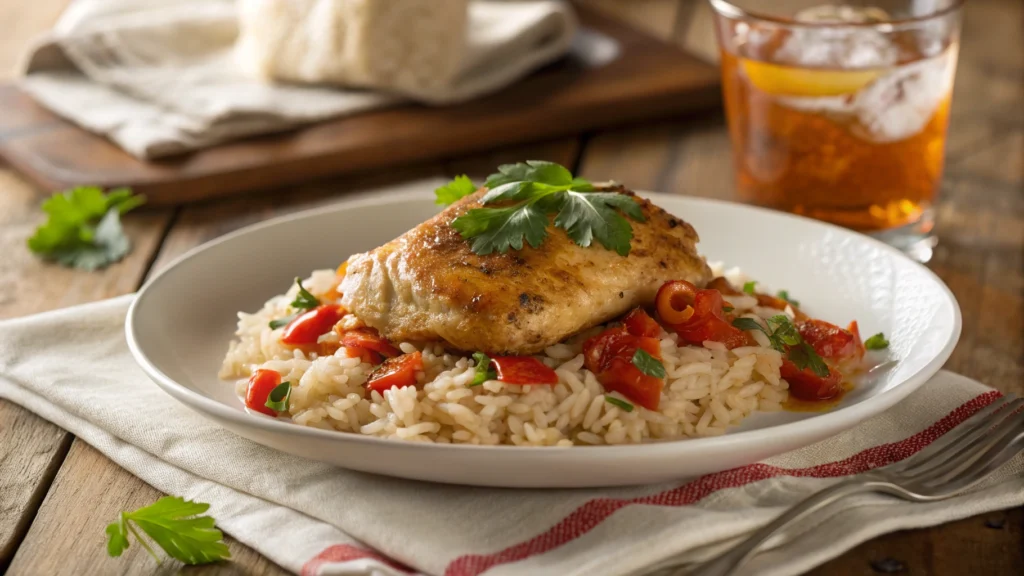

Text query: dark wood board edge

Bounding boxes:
[0,3,720,205]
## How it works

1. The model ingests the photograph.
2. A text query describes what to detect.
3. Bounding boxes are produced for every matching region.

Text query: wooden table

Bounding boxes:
[0,1,1020,574]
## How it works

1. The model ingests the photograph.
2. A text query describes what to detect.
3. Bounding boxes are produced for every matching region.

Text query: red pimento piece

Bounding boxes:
[366,352,424,394]
[245,369,282,416]
[781,359,843,401]
[623,308,662,338]
[798,319,861,362]
[340,327,401,358]
[657,281,752,349]
[583,327,664,410]
[345,346,384,366]
[281,304,345,346]
[490,356,559,385]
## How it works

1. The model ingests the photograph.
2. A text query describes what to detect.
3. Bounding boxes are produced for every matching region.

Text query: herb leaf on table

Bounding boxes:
[106,496,230,565]
[27,186,145,271]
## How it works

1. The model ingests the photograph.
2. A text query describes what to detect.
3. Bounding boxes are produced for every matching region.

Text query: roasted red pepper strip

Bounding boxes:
[340,327,401,358]
[657,281,752,349]
[583,327,664,410]
[245,369,282,416]
[799,319,861,362]
[281,305,345,346]
[366,352,424,394]
[490,356,559,385]
[781,359,843,401]
[623,307,662,338]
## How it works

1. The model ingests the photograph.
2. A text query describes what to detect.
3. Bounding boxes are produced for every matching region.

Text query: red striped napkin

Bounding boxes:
[1,297,1021,575]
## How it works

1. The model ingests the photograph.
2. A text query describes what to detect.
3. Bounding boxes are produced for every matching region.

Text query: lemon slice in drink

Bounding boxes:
[741,59,881,97]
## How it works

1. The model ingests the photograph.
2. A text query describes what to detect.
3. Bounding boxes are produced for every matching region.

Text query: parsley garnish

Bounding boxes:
[732,315,830,377]
[604,395,634,412]
[268,278,320,328]
[777,290,800,306]
[291,278,320,310]
[434,175,478,205]
[106,496,229,565]
[742,281,757,295]
[864,332,890,350]
[28,186,145,271]
[470,352,496,386]
[439,161,646,256]
[265,382,292,412]
[632,349,666,378]
[269,313,299,330]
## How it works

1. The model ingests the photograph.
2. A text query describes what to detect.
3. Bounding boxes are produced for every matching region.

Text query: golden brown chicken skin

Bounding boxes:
[340,186,712,355]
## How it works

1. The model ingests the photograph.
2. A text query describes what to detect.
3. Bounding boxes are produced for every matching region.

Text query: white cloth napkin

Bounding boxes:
[1,296,1021,576]
[18,0,578,159]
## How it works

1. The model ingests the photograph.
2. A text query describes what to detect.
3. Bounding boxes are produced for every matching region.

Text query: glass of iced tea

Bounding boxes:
[710,0,963,261]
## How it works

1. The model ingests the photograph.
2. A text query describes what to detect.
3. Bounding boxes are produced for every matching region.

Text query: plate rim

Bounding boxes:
[126,190,962,457]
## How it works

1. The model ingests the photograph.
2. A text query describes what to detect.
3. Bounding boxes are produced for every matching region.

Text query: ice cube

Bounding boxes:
[851,50,956,142]
[772,5,898,69]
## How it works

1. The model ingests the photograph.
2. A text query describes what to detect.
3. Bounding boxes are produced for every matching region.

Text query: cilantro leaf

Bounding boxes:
[788,342,831,377]
[435,175,478,206]
[453,203,549,255]
[731,315,830,376]
[864,332,890,350]
[777,290,800,306]
[106,496,229,565]
[485,160,573,188]
[732,317,769,338]
[632,349,666,378]
[554,192,638,256]
[291,278,320,310]
[470,352,496,386]
[449,161,644,256]
[604,395,634,412]
[742,281,757,295]
[265,382,292,412]
[28,186,145,271]
[269,312,299,330]
[766,315,801,347]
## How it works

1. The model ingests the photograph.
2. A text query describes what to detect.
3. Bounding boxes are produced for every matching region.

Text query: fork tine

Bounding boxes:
[925,429,1024,497]
[897,398,1024,479]
[885,394,1016,474]
[910,411,1024,486]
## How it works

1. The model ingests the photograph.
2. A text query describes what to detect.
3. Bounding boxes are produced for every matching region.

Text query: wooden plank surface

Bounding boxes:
[0,0,1021,575]
[0,3,719,206]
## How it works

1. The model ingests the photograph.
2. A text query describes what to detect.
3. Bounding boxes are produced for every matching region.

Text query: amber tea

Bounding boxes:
[711,1,963,257]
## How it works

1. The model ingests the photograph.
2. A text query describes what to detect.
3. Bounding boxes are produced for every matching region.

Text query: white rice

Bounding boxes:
[220,269,790,446]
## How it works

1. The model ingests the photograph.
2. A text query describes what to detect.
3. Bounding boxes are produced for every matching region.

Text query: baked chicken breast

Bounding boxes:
[340,186,711,355]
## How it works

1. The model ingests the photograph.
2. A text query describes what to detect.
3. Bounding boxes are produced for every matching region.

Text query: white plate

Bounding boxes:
[126,190,960,487]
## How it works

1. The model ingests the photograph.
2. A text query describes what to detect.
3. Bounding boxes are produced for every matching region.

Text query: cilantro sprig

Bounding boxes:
[434,161,646,256]
[265,382,292,411]
[28,186,145,271]
[777,290,800,306]
[470,352,497,386]
[269,278,320,329]
[732,315,830,377]
[604,395,635,412]
[864,332,890,350]
[106,496,229,565]
[632,349,666,378]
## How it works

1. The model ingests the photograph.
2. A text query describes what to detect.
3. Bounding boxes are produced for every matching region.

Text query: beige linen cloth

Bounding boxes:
[1,296,1021,575]
[18,0,579,159]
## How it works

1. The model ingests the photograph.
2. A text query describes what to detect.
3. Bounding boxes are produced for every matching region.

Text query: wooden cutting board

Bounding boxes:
[0,4,720,206]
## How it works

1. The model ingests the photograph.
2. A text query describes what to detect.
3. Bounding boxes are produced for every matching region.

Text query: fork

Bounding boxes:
[675,394,1024,576]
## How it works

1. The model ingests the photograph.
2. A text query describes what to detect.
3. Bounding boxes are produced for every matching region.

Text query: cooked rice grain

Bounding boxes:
[221,270,790,446]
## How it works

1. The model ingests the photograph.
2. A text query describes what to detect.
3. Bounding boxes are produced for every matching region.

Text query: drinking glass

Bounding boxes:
[709,0,963,261]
